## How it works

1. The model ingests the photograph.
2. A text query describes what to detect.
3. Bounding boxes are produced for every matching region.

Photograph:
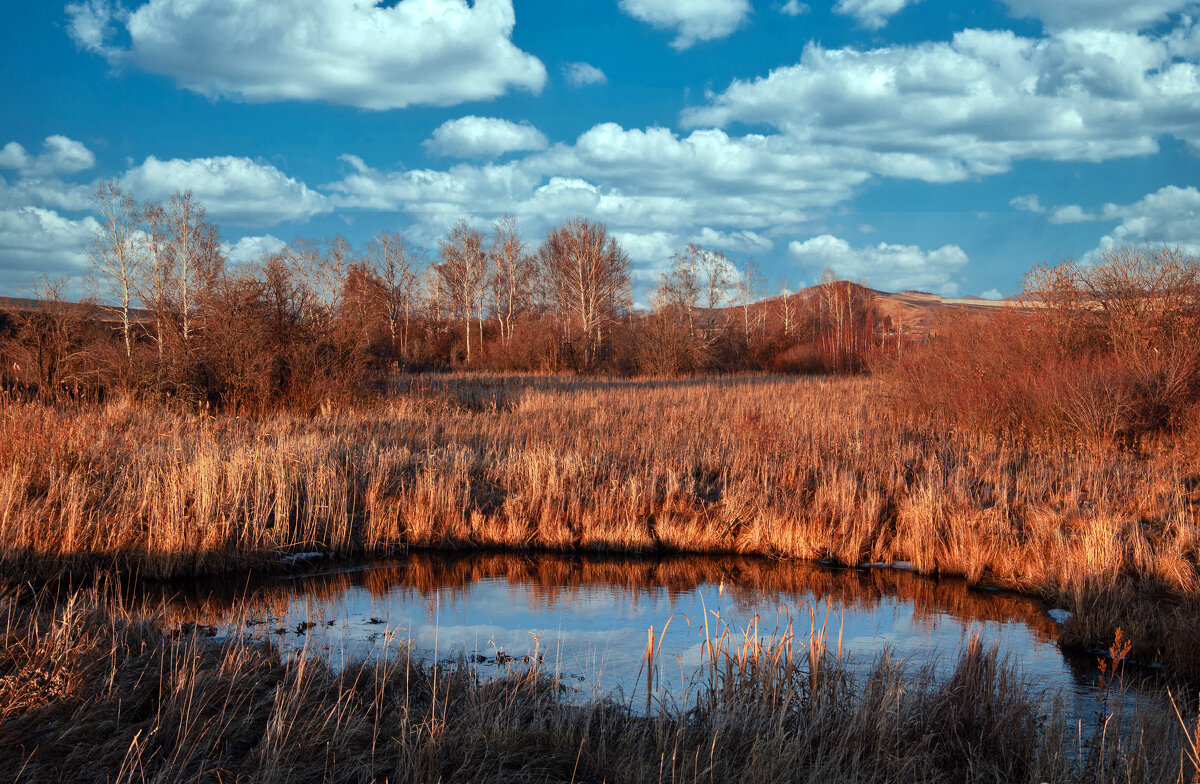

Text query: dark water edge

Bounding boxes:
[121,550,1167,720]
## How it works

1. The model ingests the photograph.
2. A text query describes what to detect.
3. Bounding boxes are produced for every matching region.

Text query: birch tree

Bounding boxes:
[138,200,169,362]
[699,246,735,341]
[539,217,630,367]
[162,190,222,348]
[779,278,795,340]
[435,219,488,364]
[488,215,535,345]
[734,258,766,341]
[86,181,144,362]
[364,230,421,357]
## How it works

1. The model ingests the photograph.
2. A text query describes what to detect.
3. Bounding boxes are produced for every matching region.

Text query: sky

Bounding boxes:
[1,0,1199,301]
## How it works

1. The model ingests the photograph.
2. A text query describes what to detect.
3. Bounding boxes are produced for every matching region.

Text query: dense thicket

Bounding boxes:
[888,245,1200,446]
[0,187,882,412]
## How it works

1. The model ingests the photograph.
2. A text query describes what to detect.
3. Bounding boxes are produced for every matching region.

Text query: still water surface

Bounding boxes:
[149,553,1122,714]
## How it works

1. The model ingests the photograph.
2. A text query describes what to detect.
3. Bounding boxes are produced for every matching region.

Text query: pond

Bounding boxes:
[144,552,1132,716]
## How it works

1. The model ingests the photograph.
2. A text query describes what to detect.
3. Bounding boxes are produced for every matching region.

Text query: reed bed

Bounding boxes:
[0,586,1189,783]
[2,374,1198,674]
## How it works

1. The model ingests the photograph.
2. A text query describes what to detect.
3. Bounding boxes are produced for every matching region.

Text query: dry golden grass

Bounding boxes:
[0,585,1189,783]
[2,374,1198,672]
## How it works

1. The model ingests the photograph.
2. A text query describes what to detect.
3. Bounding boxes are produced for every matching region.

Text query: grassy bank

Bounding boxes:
[2,374,1199,674]
[0,586,1189,783]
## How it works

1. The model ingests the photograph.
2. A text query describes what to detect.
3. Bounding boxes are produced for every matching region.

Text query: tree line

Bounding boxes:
[0,184,882,412]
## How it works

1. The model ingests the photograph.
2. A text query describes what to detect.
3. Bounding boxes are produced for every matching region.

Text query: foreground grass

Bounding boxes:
[0,587,1188,783]
[2,375,1199,675]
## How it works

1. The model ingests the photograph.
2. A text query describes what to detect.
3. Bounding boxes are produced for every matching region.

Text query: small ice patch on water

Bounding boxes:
[281,552,324,566]
[1047,609,1073,625]
[860,561,917,571]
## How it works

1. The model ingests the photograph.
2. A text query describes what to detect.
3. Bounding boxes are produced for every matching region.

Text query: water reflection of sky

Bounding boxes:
[172,555,1119,719]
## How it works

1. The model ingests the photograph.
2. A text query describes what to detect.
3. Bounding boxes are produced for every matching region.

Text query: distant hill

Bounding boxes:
[0,287,1021,337]
[0,296,153,323]
[741,283,1025,338]
[866,288,1022,335]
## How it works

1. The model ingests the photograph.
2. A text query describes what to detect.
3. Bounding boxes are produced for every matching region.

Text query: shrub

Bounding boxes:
[887,245,1199,447]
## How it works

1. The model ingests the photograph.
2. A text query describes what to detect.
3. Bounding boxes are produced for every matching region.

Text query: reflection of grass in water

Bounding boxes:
[2,374,1198,675]
[147,552,1061,648]
[0,585,1191,783]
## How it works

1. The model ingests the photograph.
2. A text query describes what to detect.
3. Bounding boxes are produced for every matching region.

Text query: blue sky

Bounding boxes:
[2,0,1199,300]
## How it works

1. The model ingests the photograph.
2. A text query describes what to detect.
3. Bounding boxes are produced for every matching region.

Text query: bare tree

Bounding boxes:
[778,278,795,340]
[15,276,89,397]
[488,215,536,346]
[817,269,876,372]
[540,217,631,367]
[162,191,223,348]
[257,250,301,333]
[86,181,144,362]
[660,245,703,334]
[733,258,766,340]
[1027,244,1200,427]
[339,261,383,351]
[435,219,489,364]
[1080,244,1200,362]
[321,235,355,316]
[645,250,710,374]
[699,246,735,340]
[280,238,325,329]
[137,201,169,362]
[421,264,447,325]
[364,230,421,357]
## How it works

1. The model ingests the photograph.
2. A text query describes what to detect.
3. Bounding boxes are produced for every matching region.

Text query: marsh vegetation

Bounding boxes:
[2,190,1200,780]
[1,579,1192,784]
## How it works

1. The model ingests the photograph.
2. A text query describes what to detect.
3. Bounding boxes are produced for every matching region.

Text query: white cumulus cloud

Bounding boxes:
[121,156,330,226]
[325,121,852,279]
[691,226,774,253]
[619,0,751,49]
[1002,0,1198,33]
[1049,204,1097,223]
[1010,193,1046,213]
[424,116,549,159]
[0,136,96,178]
[0,175,94,212]
[66,0,546,110]
[684,25,1200,179]
[225,234,287,264]
[615,230,679,268]
[563,62,608,87]
[325,121,866,257]
[788,234,968,295]
[833,0,921,30]
[1085,185,1200,256]
[0,207,101,292]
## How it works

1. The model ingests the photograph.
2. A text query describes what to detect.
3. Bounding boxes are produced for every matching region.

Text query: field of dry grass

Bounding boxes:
[2,374,1199,675]
[0,584,1189,783]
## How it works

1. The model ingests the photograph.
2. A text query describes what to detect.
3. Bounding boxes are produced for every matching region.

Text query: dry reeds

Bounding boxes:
[2,374,1198,673]
[0,586,1189,783]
